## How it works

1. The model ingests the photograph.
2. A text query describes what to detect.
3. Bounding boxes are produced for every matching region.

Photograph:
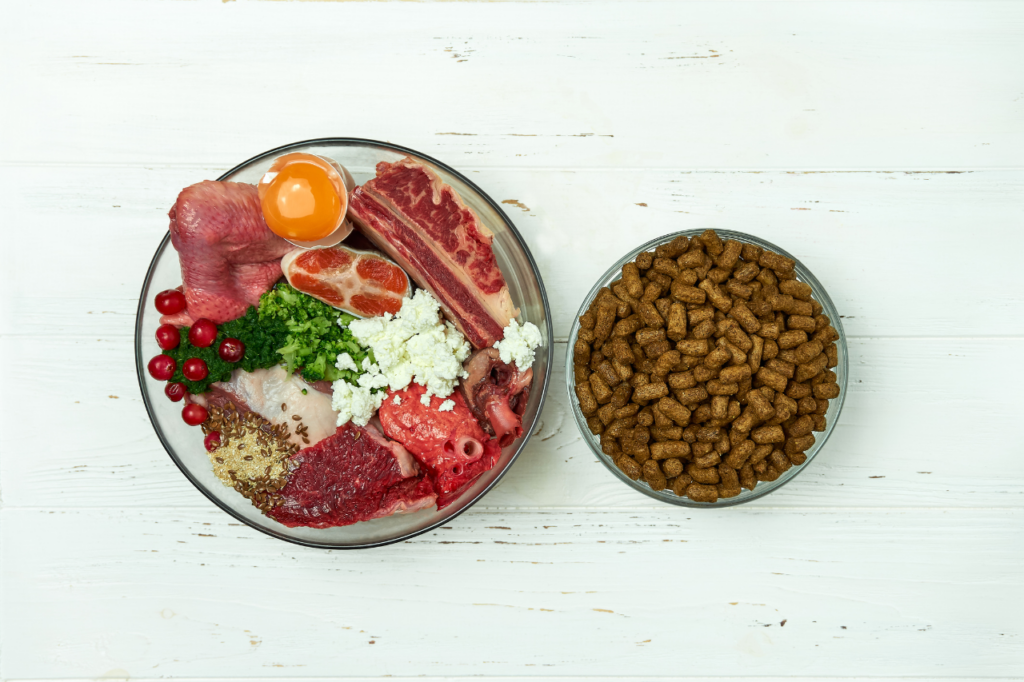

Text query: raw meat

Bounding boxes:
[281,245,410,318]
[347,157,517,348]
[378,383,501,509]
[270,423,437,528]
[164,181,292,326]
[460,348,533,448]
[205,366,339,448]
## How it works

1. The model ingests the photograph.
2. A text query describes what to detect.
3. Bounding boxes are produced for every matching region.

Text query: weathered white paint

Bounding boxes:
[2,0,1022,679]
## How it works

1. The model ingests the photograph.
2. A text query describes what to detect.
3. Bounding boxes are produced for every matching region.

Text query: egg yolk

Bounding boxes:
[260,160,343,241]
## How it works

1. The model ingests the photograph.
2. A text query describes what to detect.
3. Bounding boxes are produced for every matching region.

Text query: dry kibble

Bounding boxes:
[574,230,841,502]
[683,482,716,502]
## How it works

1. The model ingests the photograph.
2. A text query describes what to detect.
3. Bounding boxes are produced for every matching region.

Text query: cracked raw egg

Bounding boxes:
[258,153,352,246]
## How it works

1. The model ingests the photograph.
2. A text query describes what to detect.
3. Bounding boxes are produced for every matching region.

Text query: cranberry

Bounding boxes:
[155,289,187,315]
[165,382,186,402]
[218,337,245,363]
[204,431,221,451]
[155,324,180,350]
[147,355,176,381]
[182,357,208,382]
[182,403,208,426]
[188,318,218,348]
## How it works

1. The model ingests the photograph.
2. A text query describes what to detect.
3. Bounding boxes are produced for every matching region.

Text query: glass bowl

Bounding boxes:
[565,230,848,507]
[135,138,553,548]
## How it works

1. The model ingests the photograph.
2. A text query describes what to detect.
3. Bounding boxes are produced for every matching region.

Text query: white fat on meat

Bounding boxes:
[214,366,340,448]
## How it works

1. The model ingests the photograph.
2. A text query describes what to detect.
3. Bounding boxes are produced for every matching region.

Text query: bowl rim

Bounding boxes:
[135,137,554,549]
[565,228,848,508]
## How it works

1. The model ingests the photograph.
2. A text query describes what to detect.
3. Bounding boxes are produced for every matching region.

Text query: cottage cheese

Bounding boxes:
[438,399,455,412]
[343,289,471,407]
[493,319,543,371]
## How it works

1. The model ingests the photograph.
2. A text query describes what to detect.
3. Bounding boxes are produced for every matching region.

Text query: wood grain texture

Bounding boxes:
[2,0,1023,679]
[3,335,1023,509]
[2,508,1021,679]
[1,1,1022,169]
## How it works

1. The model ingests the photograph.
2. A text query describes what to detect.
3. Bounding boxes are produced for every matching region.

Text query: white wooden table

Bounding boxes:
[2,1,1022,679]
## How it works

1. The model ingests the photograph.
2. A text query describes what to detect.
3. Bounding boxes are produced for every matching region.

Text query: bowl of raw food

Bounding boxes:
[565,230,847,507]
[136,138,553,548]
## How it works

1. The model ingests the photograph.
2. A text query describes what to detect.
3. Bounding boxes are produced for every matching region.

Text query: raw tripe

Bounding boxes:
[573,229,840,503]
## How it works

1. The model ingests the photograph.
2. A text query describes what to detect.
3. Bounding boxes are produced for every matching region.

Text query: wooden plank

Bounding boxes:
[3,336,1022,509]
[2,508,1020,678]
[3,166,1023,339]
[1,1,1022,169]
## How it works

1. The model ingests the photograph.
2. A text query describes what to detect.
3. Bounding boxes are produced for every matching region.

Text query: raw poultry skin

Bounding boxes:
[164,181,292,326]
[378,383,502,509]
[270,423,436,528]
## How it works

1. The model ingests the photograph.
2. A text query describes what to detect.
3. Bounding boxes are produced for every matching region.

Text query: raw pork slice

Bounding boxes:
[281,245,410,318]
[347,157,517,348]
[205,366,339,449]
[270,423,437,528]
[165,181,292,325]
[460,348,533,448]
[378,383,502,509]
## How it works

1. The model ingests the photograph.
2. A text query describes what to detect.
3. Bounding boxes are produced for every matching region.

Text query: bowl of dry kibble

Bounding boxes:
[566,229,848,506]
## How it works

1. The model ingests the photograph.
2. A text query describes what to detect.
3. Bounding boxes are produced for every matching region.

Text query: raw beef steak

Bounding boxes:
[347,157,517,348]
[270,423,436,528]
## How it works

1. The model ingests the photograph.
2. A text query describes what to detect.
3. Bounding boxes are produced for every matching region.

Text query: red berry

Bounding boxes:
[188,318,218,348]
[165,382,186,402]
[182,403,208,426]
[155,324,180,350]
[182,357,208,382]
[204,431,221,451]
[147,355,176,381]
[155,289,187,315]
[218,337,245,363]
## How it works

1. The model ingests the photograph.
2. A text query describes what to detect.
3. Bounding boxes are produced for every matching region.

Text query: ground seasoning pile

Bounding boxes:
[202,402,300,514]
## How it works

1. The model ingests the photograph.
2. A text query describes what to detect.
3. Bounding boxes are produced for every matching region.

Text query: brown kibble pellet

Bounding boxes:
[825,342,839,368]
[671,280,706,305]
[667,371,696,391]
[755,366,788,393]
[612,315,642,338]
[780,279,812,301]
[813,382,841,399]
[675,338,710,356]
[704,346,732,369]
[611,384,634,410]
[662,458,684,478]
[636,328,666,346]
[686,482,718,503]
[719,364,752,384]
[811,414,827,432]
[643,339,672,359]
[699,279,732,312]
[787,415,815,438]
[633,381,669,402]
[687,463,720,485]
[777,329,808,350]
[789,451,808,465]
[656,235,689,259]
[672,473,694,496]
[765,357,795,379]
[814,325,840,345]
[795,352,828,382]
[785,433,816,454]
[715,239,743,269]
[616,455,642,480]
[795,339,824,365]
[651,441,690,460]
[674,386,709,405]
[596,361,621,388]
[658,397,692,426]
[637,300,664,328]
[590,373,614,404]
[576,383,598,415]
[700,229,724,257]
[586,416,604,435]
[711,394,729,420]
[642,459,668,490]
[650,426,684,441]
[706,379,739,396]
[593,305,615,344]
[666,302,687,341]
[787,315,816,333]
[724,439,755,468]
[759,250,795,274]
[751,425,785,444]
[579,310,596,330]
[621,262,644,298]
[652,257,680,278]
